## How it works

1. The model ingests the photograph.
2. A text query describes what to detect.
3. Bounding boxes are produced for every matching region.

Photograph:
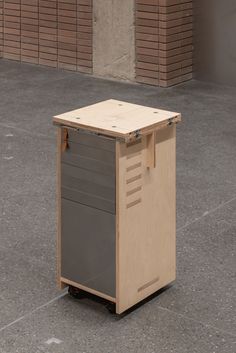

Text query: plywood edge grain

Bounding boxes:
[53,113,181,142]
[60,277,116,303]
[57,127,66,290]
[115,140,121,314]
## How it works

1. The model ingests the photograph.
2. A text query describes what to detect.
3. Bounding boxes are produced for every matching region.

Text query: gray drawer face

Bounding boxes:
[61,198,116,298]
[63,129,115,152]
[62,141,115,169]
[61,131,116,213]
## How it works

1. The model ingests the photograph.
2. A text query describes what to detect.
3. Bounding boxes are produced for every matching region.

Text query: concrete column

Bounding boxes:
[93,0,135,82]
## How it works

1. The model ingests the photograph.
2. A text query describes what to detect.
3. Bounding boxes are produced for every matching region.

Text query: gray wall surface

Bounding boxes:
[93,0,135,81]
[195,0,236,86]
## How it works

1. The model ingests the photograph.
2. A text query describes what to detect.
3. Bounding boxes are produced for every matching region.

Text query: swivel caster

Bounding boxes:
[106,302,116,314]
[68,285,86,299]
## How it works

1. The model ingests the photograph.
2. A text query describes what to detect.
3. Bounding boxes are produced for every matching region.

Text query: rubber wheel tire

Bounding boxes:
[106,302,116,314]
[68,285,85,299]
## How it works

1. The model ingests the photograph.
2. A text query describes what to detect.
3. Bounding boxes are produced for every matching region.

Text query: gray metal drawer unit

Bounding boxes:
[61,130,116,297]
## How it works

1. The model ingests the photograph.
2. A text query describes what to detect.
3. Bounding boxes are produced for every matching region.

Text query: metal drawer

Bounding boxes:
[63,129,116,152]
[61,130,116,213]
[62,141,115,175]
[61,198,116,297]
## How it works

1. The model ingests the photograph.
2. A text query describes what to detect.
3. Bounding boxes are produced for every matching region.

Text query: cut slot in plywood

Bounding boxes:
[125,140,143,210]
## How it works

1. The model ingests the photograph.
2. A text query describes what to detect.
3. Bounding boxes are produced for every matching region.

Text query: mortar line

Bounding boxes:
[156,304,236,338]
[177,195,236,232]
[0,291,67,333]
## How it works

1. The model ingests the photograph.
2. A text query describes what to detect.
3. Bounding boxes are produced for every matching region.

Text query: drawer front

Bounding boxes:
[62,141,115,170]
[63,129,115,152]
[61,130,116,213]
[61,198,116,298]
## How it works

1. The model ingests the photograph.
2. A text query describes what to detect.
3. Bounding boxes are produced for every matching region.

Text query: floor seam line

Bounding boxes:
[177,195,236,232]
[156,304,236,338]
[0,291,67,333]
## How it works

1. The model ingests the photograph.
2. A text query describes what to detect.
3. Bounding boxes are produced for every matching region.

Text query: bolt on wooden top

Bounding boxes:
[53,99,181,141]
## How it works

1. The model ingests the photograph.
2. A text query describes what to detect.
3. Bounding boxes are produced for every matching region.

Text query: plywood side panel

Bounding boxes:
[116,125,176,314]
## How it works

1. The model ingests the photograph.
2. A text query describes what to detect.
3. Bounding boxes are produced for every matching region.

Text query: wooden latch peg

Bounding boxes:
[61,128,69,152]
[146,132,156,169]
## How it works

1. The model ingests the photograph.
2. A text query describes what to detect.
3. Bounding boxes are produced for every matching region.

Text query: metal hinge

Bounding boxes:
[134,129,141,138]
[125,129,142,143]
[168,116,181,126]
[168,118,173,126]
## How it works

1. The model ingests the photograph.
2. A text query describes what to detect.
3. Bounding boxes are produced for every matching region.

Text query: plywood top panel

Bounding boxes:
[53,99,181,140]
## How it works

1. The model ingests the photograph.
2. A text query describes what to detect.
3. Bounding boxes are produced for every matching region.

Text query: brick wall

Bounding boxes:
[77,0,92,74]
[0,0,3,57]
[39,0,57,68]
[0,0,93,73]
[21,0,39,64]
[58,0,76,70]
[3,0,21,60]
[135,0,193,87]
[0,0,194,87]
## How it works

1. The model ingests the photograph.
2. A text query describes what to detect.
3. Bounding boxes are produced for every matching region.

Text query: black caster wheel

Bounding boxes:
[68,285,86,299]
[106,302,116,314]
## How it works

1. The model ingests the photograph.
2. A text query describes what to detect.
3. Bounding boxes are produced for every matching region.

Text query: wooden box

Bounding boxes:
[53,99,181,314]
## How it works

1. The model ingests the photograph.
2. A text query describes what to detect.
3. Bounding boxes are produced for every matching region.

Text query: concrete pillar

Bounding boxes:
[93,0,135,82]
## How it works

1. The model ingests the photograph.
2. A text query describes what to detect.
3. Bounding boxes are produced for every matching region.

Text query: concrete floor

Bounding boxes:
[0,59,235,353]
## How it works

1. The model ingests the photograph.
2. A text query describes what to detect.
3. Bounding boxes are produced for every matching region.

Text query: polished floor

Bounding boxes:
[0,59,235,353]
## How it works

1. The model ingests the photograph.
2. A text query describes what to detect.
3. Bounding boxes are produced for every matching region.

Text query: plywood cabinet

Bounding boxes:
[53,99,181,314]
